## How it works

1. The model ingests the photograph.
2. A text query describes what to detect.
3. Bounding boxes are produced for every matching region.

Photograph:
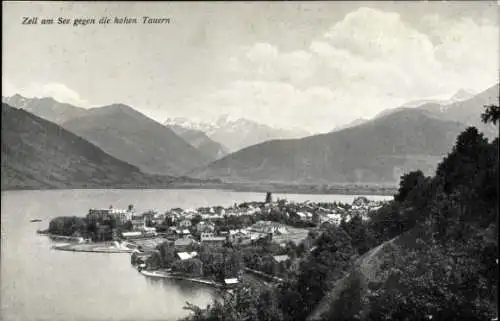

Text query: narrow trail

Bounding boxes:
[307,236,398,321]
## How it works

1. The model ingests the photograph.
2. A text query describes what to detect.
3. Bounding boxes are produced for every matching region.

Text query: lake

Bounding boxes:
[1,189,392,321]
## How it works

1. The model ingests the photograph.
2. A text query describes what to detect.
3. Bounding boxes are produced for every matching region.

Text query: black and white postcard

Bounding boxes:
[2,2,499,321]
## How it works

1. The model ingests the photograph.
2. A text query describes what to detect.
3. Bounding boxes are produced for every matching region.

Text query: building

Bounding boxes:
[352,196,370,207]
[142,211,156,226]
[177,251,198,260]
[200,232,216,242]
[86,207,134,225]
[174,238,195,252]
[228,229,251,244]
[131,216,146,231]
[250,221,289,235]
[153,212,166,225]
[326,213,343,225]
[87,209,111,224]
[175,229,191,238]
[200,233,226,248]
[196,221,215,233]
[273,255,290,263]
[224,278,239,288]
[122,231,142,239]
[178,219,192,228]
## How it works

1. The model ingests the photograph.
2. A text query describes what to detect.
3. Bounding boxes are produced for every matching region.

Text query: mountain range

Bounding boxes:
[418,84,498,138]
[332,88,478,132]
[164,115,311,153]
[2,83,498,189]
[1,96,212,175]
[190,108,467,184]
[1,103,202,190]
[401,88,477,108]
[189,84,499,184]
[2,93,87,123]
[60,104,210,175]
[166,124,228,160]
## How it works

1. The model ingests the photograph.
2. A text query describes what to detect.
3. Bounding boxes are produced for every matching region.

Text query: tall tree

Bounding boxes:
[481,104,500,125]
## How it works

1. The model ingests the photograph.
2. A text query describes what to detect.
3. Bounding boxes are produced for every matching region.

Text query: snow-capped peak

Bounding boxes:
[449,89,476,103]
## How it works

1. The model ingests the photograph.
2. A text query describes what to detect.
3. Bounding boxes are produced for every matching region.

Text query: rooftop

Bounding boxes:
[224,278,239,284]
[177,251,198,260]
[273,255,291,263]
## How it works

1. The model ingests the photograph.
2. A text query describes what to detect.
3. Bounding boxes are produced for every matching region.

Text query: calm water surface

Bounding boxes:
[1,189,392,321]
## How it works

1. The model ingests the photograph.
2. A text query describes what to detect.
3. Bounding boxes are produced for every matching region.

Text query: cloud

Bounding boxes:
[2,79,90,107]
[2,79,18,96]
[195,80,408,133]
[199,7,499,132]
[429,17,499,89]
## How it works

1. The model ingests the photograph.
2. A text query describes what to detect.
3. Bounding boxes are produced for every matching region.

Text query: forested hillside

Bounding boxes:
[180,104,499,321]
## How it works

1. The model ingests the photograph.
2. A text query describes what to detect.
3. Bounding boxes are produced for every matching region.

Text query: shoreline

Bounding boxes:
[140,270,223,288]
[2,183,397,196]
[52,242,134,253]
[37,231,85,242]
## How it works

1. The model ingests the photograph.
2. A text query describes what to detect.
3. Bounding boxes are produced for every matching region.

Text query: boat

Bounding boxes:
[30,219,42,222]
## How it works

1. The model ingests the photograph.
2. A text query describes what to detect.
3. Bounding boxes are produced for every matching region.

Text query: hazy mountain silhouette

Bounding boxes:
[190,108,469,184]
[2,94,87,124]
[1,103,190,190]
[165,115,310,152]
[61,104,211,175]
[167,124,228,160]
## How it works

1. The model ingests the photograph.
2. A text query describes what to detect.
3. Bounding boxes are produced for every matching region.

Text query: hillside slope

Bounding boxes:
[62,104,210,175]
[1,104,182,190]
[307,236,400,320]
[167,124,228,160]
[192,109,466,184]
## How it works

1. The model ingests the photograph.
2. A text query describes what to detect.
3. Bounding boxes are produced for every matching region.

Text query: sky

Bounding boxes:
[2,1,499,133]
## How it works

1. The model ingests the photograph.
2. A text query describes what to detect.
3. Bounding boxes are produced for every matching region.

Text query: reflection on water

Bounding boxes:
[1,189,391,321]
[144,277,214,304]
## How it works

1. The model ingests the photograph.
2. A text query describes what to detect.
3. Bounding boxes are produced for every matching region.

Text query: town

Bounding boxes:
[45,193,386,288]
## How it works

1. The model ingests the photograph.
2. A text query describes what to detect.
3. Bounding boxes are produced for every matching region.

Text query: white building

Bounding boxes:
[87,207,133,224]
[177,251,198,260]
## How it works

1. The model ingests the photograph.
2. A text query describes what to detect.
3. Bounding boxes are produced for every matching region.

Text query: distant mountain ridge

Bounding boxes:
[61,104,211,175]
[332,118,369,132]
[402,88,477,108]
[167,124,229,160]
[374,88,479,120]
[190,108,468,184]
[2,95,214,175]
[165,115,311,152]
[2,94,87,124]
[418,83,499,138]
[1,103,184,190]
[330,89,478,132]
[190,84,498,185]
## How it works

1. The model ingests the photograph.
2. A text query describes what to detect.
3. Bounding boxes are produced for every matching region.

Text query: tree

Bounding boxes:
[481,104,500,125]
[157,241,176,268]
[367,237,497,321]
[172,258,204,277]
[394,170,426,203]
[48,216,87,236]
[191,214,203,228]
[123,220,133,231]
[296,227,356,315]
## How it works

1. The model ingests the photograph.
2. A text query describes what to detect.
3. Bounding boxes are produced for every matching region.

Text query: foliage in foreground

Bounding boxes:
[181,105,499,321]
